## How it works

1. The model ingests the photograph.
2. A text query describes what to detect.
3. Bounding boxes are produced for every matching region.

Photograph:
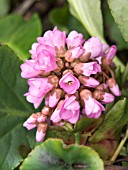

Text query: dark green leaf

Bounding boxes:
[0,45,36,170]
[20,139,104,170]
[0,14,42,60]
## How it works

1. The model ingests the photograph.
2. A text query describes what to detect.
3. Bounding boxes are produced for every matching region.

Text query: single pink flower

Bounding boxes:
[60,96,80,124]
[59,72,80,94]
[79,76,100,88]
[45,89,63,108]
[24,78,53,108]
[50,96,80,124]
[37,27,66,53]
[74,62,101,76]
[35,49,57,72]
[20,60,41,78]
[83,37,102,59]
[66,30,84,48]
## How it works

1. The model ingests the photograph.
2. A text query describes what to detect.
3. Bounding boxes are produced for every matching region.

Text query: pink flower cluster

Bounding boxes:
[21,27,121,142]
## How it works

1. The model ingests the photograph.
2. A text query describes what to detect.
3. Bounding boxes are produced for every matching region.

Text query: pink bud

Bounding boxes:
[107,78,121,96]
[23,121,37,130]
[50,100,64,123]
[74,62,101,76]
[102,45,117,65]
[79,75,100,88]
[45,89,63,108]
[93,90,115,104]
[36,130,46,142]
[59,72,80,94]
[83,37,102,59]
[66,30,84,48]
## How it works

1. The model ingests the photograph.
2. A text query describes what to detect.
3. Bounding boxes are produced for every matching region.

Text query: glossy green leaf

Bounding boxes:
[88,99,127,160]
[0,14,42,60]
[108,0,128,42]
[49,4,89,39]
[0,45,36,170]
[20,139,104,170]
[68,0,104,42]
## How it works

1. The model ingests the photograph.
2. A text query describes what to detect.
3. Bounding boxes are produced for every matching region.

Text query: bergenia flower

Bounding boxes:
[21,27,121,142]
[24,78,53,109]
[59,72,80,94]
[51,96,80,124]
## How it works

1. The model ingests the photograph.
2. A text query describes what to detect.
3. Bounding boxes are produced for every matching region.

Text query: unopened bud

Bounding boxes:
[93,90,115,104]
[96,83,108,91]
[102,45,117,65]
[37,123,48,133]
[106,78,121,96]
[74,62,83,75]
[79,75,99,88]
[45,88,63,108]
[80,89,92,100]
[41,106,50,116]
[79,52,91,62]
[54,58,64,73]
[48,75,59,88]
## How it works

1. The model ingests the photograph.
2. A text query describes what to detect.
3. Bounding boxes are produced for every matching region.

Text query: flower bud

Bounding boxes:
[79,75,99,88]
[45,88,63,108]
[80,89,92,100]
[102,45,117,65]
[48,75,59,88]
[96,83,108,91]
[106,78,121,96]
[74,62,101,76]
[41,106,51,116]
[93,90,114,104]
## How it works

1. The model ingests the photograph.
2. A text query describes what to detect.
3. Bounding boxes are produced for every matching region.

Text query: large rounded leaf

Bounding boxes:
[20,139,104,170]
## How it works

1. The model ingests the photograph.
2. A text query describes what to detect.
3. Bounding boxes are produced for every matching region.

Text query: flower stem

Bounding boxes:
[110,128,128,164]
[74,132,81,145]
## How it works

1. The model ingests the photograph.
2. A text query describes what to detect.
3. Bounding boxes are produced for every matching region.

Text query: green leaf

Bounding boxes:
[108,0,128,42]
[0,14,42,60]
[74,115,104,133]
[104,1,128,51]
[0,45,36,170]
[88,99,127,160]
[20,139,104,170]
[68,0,104,42]
[49,4,89,39]
[0,0,10,17]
